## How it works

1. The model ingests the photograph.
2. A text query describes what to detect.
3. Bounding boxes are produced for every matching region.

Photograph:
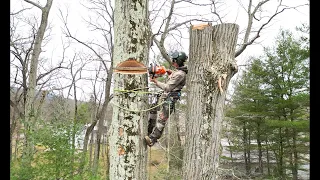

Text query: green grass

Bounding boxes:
[11,143,171,180]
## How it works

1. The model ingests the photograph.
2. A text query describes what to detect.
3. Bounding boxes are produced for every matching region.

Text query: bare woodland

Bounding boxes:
[10,0,309,179]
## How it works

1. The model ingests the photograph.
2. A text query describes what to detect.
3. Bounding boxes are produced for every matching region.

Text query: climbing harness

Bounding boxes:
[168,91,181,101]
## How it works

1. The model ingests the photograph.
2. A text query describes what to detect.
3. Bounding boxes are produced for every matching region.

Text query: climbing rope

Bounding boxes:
[111,87,164,112]
[111,99,165,112]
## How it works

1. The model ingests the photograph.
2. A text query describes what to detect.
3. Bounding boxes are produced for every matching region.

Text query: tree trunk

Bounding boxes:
[79,123,95,173]
[109,0,150,179]
[266,140,271,176]
[256,122,263,174]
[70,78,78,178]
[183,23,239,180]
[276,127,285,178]
[10,108,16,163]
[14,122,22,161]
[243,123,250,175]
[79,95,98,174]
[292,129,299,180]
[247,128,252,175]
[105,136,110,176]
[23,0,53,166]
[226,131,234,164]
[89,132,94,167]
[92,119,104,174]
[92,67,113,175]
[288,111,298,180]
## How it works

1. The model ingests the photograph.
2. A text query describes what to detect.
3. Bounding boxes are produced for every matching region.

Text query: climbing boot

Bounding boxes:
[145,136,156,147]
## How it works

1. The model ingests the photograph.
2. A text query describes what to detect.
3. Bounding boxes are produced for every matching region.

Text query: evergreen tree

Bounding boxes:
[226,26,309,179]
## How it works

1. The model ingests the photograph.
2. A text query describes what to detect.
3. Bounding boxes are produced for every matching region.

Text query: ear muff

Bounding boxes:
[175,59,184,67]
[170,51,188,66]
[172,58,177,63]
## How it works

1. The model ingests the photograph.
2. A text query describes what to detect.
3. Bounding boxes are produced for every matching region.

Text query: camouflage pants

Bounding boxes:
[148,97,175,140]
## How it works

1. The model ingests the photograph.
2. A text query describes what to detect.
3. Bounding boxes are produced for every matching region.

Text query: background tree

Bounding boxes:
[10,0,56,177]
[259,28,309,179]
[59,1,114,175]
[226,58,273,178]
[225,26,309,179]
[64,52,92,178]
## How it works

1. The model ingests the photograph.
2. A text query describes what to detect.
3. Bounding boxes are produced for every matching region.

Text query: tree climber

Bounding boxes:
[145,51,188,147]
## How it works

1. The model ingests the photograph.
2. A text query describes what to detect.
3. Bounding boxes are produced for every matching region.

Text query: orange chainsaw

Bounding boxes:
[148,63,168,79]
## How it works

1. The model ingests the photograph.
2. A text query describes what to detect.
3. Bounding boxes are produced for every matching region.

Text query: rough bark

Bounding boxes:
[246,127,252,175]
[23,0,53,163]
[266,140,271,176]
[292,129,298,180]
[256,122,264,174]
[92,67,113,175]
[243,123,250,175]
[183,23,239,180]
[109,0,150,179]
[277,127,285,178]
[24,0,53,122]
[10,107,16,163]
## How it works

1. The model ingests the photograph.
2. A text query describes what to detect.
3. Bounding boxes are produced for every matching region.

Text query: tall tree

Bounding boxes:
[259,28,309,179]
[17,0,54,171]
[226,58,272,177]
[109,1,150,179]
[59,1,115,175]
[183,23,239,179]
[226,27,309,179]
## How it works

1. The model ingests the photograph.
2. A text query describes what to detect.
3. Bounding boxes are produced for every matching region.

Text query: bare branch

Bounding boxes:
[210,1,223,24]
[235,2,308,57]
[36,64,68,83]
[24,0,43,10]
[10,7,33,15]
[58,8,108,66]
[159,0,175,46]
[10,99,24,119]
[150,0,217,66]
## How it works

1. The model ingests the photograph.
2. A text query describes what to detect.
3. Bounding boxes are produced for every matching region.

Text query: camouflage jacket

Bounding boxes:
[155,66,188,99]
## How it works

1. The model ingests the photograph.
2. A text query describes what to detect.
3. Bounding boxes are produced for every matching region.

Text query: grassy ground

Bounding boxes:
[11,143,173,180]
[147,148,169,180]
[12,143,309,180]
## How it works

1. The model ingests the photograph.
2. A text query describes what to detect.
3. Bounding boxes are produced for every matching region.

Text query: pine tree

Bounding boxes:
[226,26,309,179]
